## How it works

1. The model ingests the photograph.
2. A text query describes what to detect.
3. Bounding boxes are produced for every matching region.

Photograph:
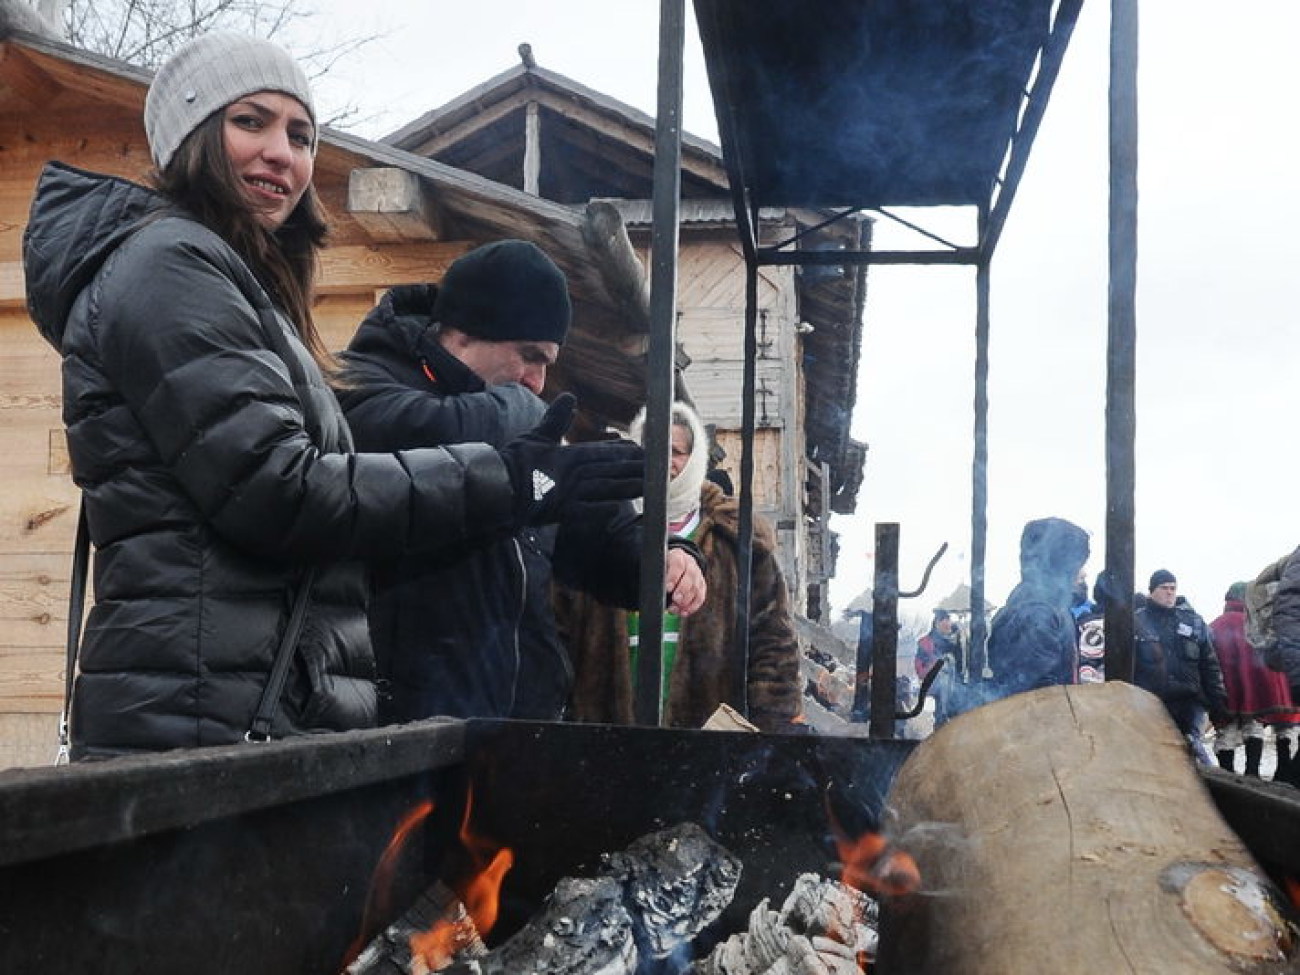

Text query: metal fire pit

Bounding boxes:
[0,719,915,975]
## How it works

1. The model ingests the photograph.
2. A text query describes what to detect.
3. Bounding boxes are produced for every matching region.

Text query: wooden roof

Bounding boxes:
[384,56,729,202]
[385,53,868,512]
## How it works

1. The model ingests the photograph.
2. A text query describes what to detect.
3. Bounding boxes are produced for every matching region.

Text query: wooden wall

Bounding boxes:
[674,238,809,598]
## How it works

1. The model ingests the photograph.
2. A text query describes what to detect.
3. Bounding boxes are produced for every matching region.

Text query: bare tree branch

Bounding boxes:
[58,0,384,129]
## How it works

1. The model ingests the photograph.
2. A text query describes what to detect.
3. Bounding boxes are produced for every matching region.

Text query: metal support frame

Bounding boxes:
[677,0,1111,735]
[634,0,686,725]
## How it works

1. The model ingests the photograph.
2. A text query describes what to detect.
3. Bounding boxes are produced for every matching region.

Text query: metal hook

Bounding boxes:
[899,541,948,599]
[895,657,945,719]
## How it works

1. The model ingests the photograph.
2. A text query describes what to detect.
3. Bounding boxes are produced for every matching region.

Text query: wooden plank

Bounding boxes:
[317,242,472,294]
[714,428,781,509]
[0,551,71,652]
[0,480,79,553]
[346,167,443,242]
[0,713,59,771]
[0,262,21,309]
[314,291,383,352]
[0,647,62,713]
[523,101,541,196]
[0,44,61,109]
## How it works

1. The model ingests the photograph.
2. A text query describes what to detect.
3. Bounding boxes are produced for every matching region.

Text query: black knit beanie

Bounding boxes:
[1148,569,1176,591]
[431,240,571,345]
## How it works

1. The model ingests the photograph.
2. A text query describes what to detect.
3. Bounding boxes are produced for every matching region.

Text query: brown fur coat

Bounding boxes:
[555,481,803,731]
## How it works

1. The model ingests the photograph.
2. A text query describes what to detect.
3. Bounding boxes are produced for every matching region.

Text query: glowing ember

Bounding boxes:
[409,791,514,972]
[830,819,921,900]
[342,800,435,968]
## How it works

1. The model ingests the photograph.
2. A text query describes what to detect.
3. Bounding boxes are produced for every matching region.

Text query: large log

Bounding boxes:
[877,682,1299,974]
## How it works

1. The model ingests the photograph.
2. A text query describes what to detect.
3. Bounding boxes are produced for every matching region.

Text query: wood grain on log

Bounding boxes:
[877,682,1299,974]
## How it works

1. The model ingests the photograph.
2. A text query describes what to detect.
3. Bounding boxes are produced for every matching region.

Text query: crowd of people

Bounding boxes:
[911,517,1300,786]
[25,32,805,760]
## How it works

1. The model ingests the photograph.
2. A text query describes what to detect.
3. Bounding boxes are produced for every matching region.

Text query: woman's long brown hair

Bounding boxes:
[151,112,341,379]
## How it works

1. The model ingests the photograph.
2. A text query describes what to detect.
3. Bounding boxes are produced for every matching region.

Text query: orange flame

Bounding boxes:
[824,796,921,900]
[409,789,515,971]
[833,827,921,898]
[341,799,436,968]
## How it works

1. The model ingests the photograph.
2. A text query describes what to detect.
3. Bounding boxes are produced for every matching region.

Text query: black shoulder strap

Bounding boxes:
[60,496,318,752]
[246,567,317,742]
[57,498,91,765]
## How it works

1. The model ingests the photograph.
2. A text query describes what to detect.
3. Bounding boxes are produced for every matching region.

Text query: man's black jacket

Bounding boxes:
[339,285,661,721]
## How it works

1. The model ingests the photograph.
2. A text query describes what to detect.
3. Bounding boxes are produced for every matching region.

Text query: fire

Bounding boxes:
[342,799,436,968]
[833,826,922,899]
[409,789,515,972]
[1287,877,1300,911]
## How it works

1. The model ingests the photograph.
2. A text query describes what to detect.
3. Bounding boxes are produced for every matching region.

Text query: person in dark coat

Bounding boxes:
[337,244,706,721]
[22,35,643,759]
[1134,570,1229,743]
[1210,581,1296,776]
[556,402,805,732]
[1262,546,1300,784]
[969,517,1090,712]
[915,609,962,726]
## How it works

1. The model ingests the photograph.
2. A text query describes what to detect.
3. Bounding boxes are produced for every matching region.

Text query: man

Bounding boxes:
[915,609,962,726]
[338,239,705,723]
[978,517,1091,710]
[1134,569,1229,742]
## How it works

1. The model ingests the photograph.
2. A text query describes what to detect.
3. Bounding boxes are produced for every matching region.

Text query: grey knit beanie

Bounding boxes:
[144,32,316,171]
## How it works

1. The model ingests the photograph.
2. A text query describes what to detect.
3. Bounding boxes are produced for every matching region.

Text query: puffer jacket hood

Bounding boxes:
[24,162,160,352]
[1018,516,1090,599]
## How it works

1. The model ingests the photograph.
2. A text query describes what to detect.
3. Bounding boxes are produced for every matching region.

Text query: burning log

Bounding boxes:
[691,873,879,975]
[358,821,744,975]
[438,875,636,975]
[601,820,744,958]
[348,882,487,974]
[877,682,1300,974]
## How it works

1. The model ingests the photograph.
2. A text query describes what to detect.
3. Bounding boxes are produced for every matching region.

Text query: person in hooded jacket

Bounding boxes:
[336,243,706,721]
[555,402,805,732]
[21,33,644,759]
[974,517,1090,710]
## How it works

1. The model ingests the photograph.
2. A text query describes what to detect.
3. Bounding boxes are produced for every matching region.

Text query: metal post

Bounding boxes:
[730,258,758,717]
[869,523,900,739]
[634,0,685,725]
[1105,0,1139,683]
[969,235,991,680]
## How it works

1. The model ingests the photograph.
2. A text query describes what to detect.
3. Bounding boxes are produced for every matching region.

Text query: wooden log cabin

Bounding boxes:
[0,25,869,767]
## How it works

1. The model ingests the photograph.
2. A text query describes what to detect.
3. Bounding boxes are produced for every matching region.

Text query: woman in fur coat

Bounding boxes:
[556,402,805,732]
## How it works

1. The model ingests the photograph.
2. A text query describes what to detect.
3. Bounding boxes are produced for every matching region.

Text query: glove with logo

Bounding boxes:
[499,393,645,526]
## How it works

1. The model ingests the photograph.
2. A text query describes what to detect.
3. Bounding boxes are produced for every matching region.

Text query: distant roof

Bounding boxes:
[693,0,1073,212]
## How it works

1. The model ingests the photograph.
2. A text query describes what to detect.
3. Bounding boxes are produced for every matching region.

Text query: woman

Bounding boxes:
[558,402,804,732]
[23,33,641,759]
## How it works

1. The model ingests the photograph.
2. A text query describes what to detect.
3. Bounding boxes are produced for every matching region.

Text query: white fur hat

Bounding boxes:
[145,32,316,170]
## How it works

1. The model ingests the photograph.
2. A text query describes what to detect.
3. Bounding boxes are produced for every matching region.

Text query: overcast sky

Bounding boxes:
[299,1,1300,623]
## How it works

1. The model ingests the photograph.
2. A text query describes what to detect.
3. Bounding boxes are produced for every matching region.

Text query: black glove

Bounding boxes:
[499,393,645,526]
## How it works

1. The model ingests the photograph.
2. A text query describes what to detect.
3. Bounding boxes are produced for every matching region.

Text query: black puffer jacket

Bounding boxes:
[338,285,650,720]
[23,163,517,758]
[1134,601,1228,715]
